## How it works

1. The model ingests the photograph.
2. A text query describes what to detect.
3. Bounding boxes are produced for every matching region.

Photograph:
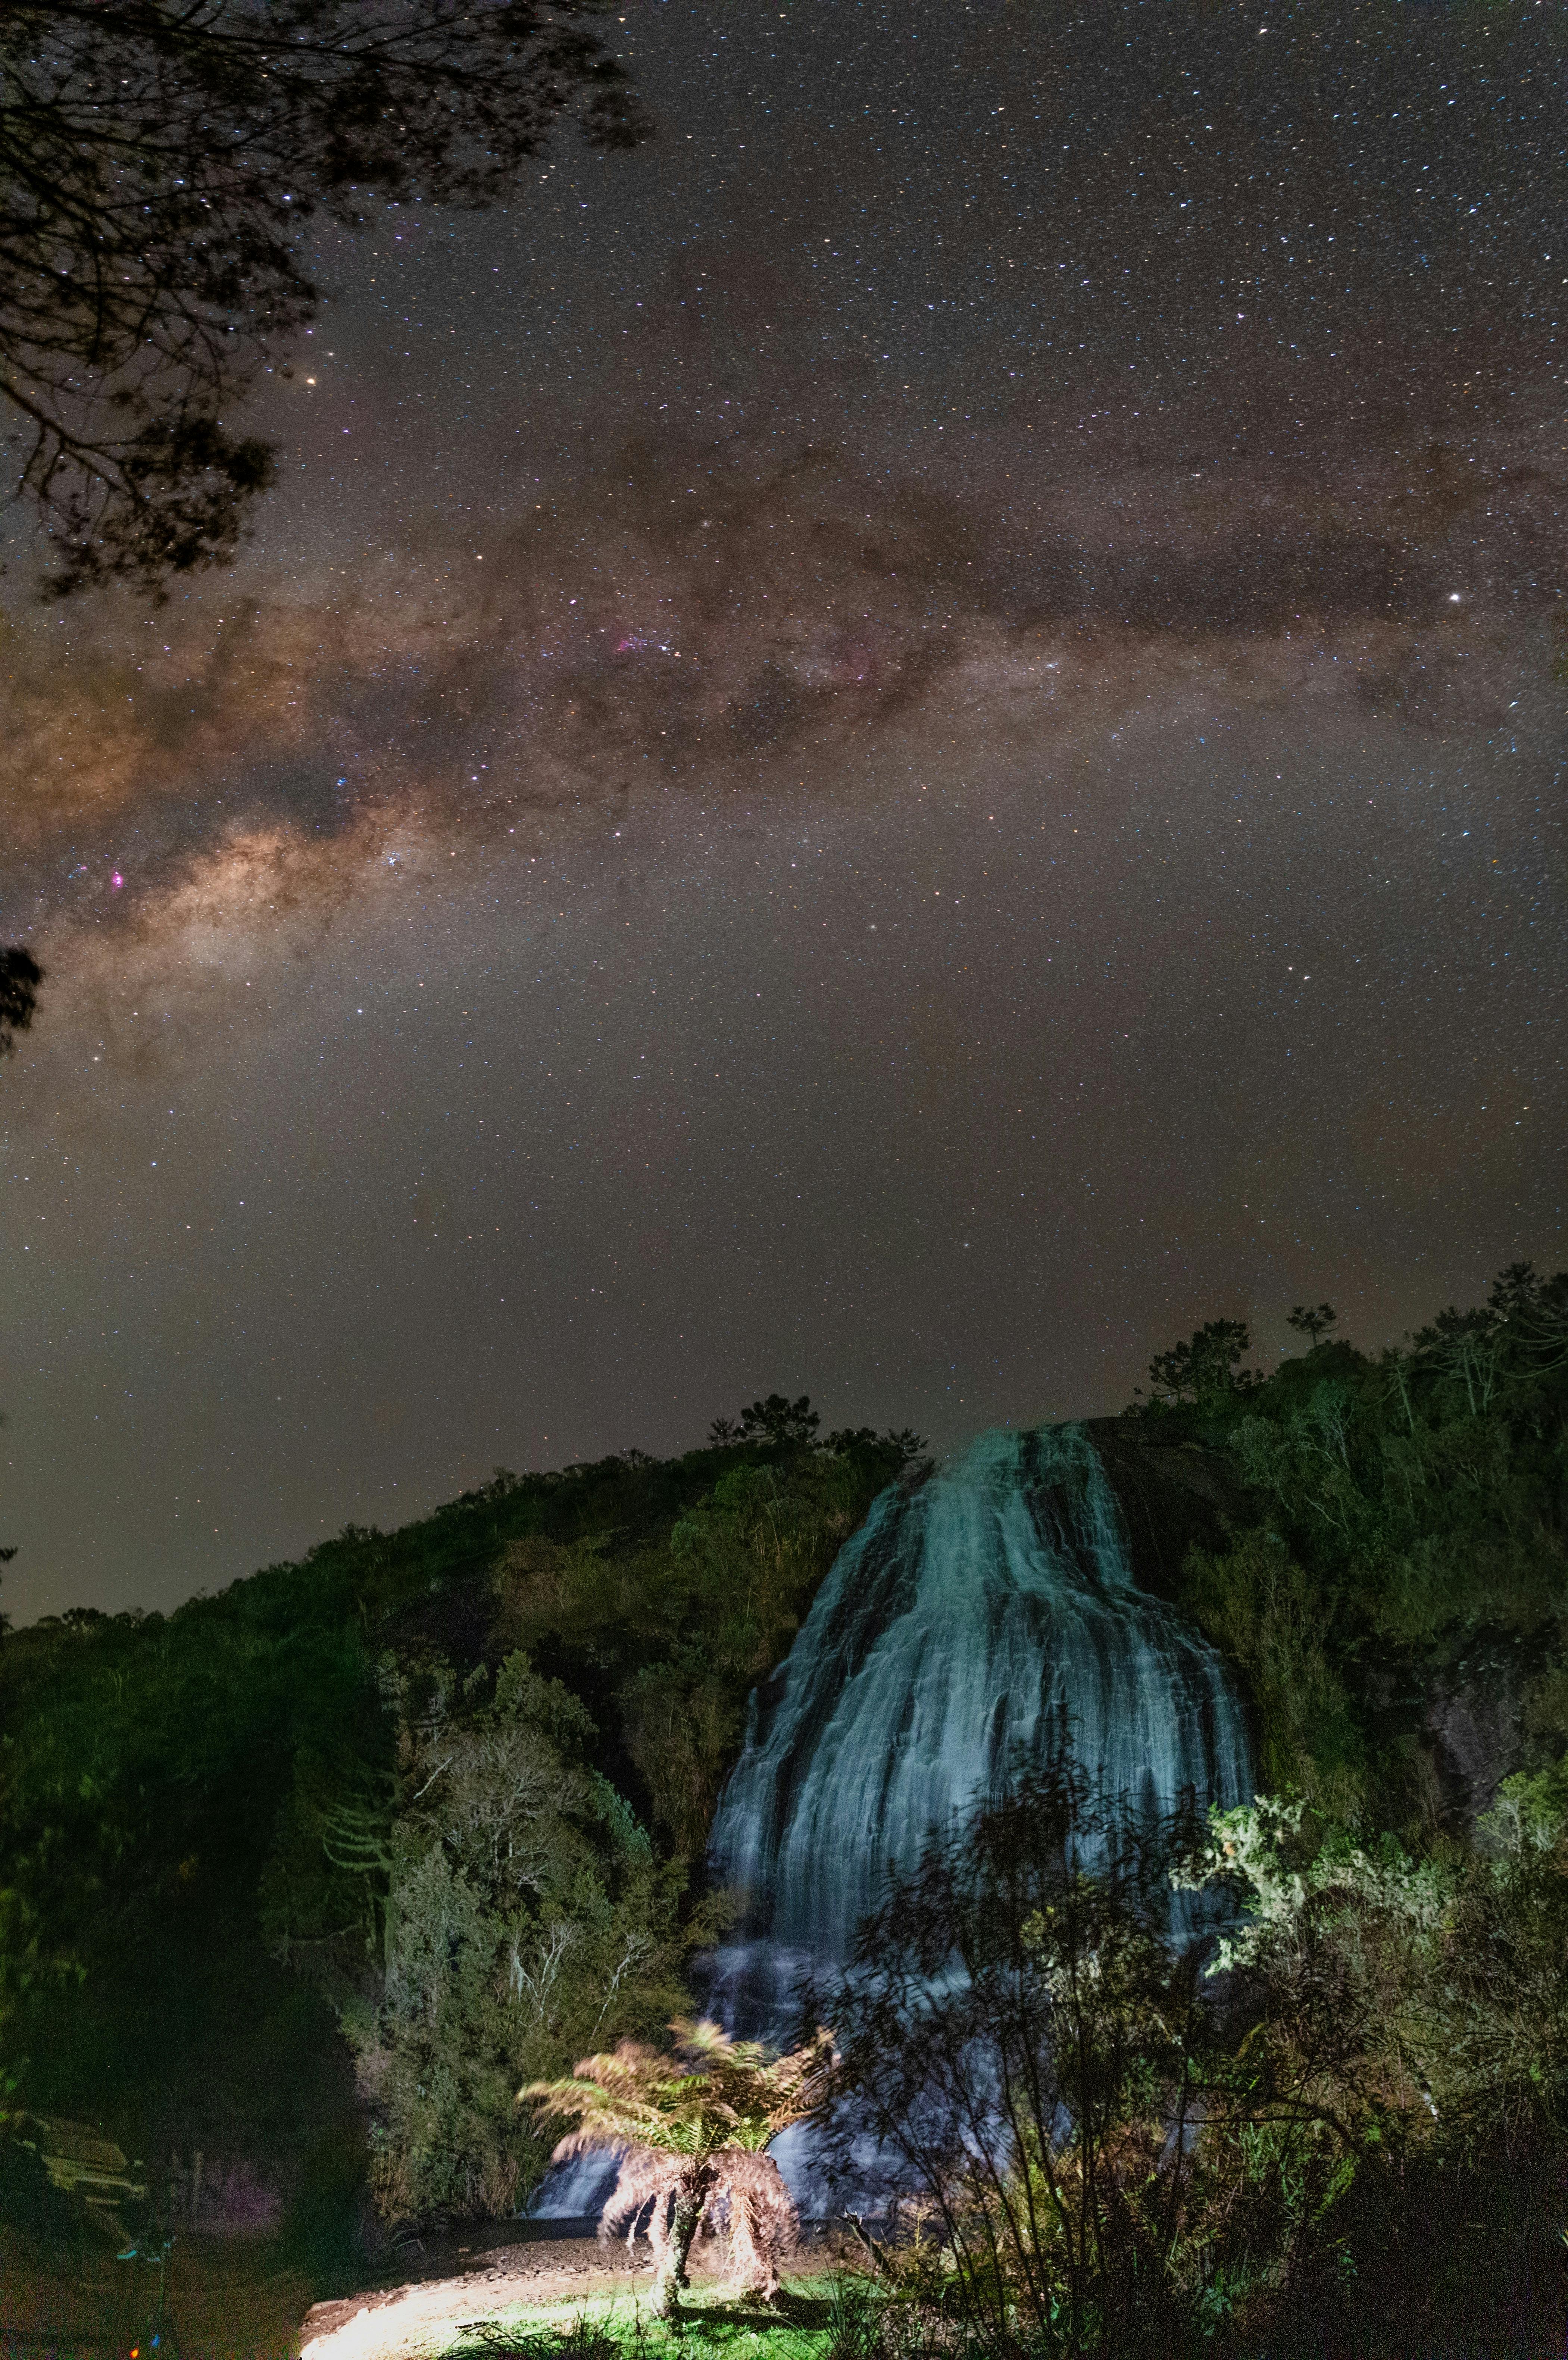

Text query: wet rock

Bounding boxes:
[1084,1416,1256,1602]
[1422,1630,1534,1824]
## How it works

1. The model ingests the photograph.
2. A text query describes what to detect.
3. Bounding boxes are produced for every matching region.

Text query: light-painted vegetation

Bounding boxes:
[527,2021,831,2315]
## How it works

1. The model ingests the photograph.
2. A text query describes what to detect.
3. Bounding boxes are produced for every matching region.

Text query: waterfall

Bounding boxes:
[706,1423,1253,2034]
[532,1422,1251,2217]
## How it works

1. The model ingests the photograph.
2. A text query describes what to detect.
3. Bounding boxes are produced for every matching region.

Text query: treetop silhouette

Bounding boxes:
[1,1,647,595]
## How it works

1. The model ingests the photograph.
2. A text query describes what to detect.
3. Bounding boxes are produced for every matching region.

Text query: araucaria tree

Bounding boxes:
[0,1,646,594]
[526,2019,831,2315]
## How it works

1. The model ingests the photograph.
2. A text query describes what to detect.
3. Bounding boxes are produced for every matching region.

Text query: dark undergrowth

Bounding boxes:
[0,1409,915,2283]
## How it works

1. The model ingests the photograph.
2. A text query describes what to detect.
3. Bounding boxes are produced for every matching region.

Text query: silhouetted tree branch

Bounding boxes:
[1146,1316,1258,1409]
[0,951,41,1625]
[0,947,41,1052]
[0,0,649,596]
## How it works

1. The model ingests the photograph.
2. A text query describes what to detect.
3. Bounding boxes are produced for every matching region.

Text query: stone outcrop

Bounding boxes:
[1084,1416,1256,1602]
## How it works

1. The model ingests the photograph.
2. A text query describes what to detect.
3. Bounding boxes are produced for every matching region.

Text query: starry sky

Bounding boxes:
[2,0,1564,1623]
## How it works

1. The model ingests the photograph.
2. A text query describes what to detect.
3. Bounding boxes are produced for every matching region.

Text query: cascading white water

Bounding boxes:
[531,1422,1252,2216]
[706,1422,1253,2033]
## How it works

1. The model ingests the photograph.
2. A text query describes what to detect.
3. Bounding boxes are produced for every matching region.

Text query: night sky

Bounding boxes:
[2,0,1564,1623]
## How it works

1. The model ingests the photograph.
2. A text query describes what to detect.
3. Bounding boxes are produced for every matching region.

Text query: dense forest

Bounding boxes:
[0,1400,921,2257]
[1143,1263,1568,1833]
[3,1266,1568,2350]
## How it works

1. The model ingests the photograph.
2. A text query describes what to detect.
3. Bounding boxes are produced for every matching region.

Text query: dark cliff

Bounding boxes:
[1086,1416,1257,1603]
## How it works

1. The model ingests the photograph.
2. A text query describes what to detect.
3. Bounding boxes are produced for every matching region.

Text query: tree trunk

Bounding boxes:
[652,2163,713,2317]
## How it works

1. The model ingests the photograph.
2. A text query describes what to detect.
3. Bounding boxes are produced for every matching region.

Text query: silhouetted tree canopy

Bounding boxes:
[0,947,43,1627]
[0,0,648,596]
[1145,1316,1257,1408]
[0,946,41,1051]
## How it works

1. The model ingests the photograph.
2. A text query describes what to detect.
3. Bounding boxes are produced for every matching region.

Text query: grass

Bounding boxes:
[433,2279,868,2360]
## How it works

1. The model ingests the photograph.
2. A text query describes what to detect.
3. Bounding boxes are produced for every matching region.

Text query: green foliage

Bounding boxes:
[1181,1527,1364,1815]
[0,1413,907,2235]
[0,944,42,1057]
[824,1765,1377,2356]
[715,1395,821,1449]
[828,1769,1568,2356]
[434,2284,874,2360]
[1183,1781,1568,2160]
[1139,1263,1568,1827]
[495,1438,917,1854]
[310,1653,698,2223]
[527,2018,830,2165]
[0,1581,375,2166]
[527,2021,827,2313]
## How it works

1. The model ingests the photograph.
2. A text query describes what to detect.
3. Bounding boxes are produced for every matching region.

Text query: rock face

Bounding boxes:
[1362,1629,1537,1830]
[1083,1417,1257,1601]
[1423,1638,1532,1821]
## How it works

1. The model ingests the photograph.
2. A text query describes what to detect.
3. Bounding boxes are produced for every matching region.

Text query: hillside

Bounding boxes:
[0,1407,916,2263]
[1140,1267,1568,1834]
[3,1265,1567,2300]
